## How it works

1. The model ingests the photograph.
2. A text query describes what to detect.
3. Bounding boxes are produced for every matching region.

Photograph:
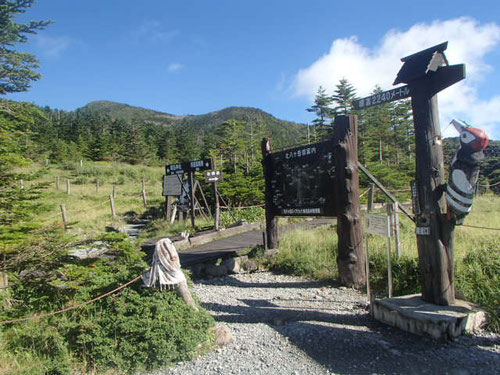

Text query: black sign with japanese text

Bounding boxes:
[165,158,213,175]
[265,141,336,216]
[354,85,410,110]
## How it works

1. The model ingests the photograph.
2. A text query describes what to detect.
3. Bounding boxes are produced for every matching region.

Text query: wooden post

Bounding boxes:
[392,202,402,258]
[142,178,146,191]
[142,189,147,207]
[109,195,116,219]
[56,176,60,190]
[188,171,196,227]
[166,196,173,222]
[367,183,375,212]
[66,179,71,195]
[261,138,278,249]
[214,182,220,230]
[79,159,83,168]
[112,184,116,198]
[170,204,177,224]
[411,78,457,305]
[19,179,24,189]
[365,234,370,302]
[60,204,69,231]
[96,179,100,193]
[386,204,393,297]
[332,115,366,288]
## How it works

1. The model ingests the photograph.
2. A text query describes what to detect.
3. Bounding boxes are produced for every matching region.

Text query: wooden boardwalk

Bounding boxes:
[179,218,334,267]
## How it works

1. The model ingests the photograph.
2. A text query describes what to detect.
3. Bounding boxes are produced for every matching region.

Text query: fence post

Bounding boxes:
[109,195,116,219]
[60,204,69,231]
[19,179,24,189]
[66,179,71,195]
[393,202,402,258]
[112,184,116,198]
[79,160,83,168]
[386,203,393,297]
[367,183,375,212]
[96,179,100,193]
[56,176,60,190]
[142,189,147,207]
[166,195,172,222]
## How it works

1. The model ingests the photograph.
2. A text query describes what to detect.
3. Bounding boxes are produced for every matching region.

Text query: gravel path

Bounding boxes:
[154,272,500,375]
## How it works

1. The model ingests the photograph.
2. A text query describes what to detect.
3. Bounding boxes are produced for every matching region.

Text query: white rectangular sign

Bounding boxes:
[366,213,391,237]
[163,175,182,196]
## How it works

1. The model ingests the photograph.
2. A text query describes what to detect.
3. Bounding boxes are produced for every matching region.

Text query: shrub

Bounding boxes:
[456,247,500,332]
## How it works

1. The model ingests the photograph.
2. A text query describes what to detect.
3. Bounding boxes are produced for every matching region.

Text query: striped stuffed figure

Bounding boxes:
[446,119,489,224]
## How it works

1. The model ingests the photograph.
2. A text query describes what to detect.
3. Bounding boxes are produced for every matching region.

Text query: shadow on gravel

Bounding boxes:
[202,299,500,375]
[205,277,340,290]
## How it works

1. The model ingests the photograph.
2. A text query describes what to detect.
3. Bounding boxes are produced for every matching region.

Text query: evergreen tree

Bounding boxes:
[306,86,333,140]
[0,0,52,94]
[331,78,356,116]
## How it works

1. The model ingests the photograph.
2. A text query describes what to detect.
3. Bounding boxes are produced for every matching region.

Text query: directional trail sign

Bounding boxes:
[266,140,336,216]
[354,85,410,110]
[205,170,223,182]
[165,158,213,175]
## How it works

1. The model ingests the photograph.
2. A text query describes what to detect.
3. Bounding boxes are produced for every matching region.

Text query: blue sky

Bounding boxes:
[7,0,500,138]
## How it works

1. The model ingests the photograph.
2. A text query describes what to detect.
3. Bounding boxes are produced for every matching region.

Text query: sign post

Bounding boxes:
[355,42,465,305]
[366,212,393,297]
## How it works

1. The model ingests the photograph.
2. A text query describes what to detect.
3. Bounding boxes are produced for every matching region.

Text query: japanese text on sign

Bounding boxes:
[354,85,410,110]
[366,213,391,237]
[266,140,336,217]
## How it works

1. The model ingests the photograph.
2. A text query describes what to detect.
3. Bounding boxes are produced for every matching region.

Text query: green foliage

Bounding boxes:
[456,247,500,331]
[0,0,52,94]
[220,207,264,228]
[269,227,338,280]
[1,229,215,374]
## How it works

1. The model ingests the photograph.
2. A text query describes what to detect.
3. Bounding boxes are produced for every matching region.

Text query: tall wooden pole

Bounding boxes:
[166,196,173,222]
[410,79,456,305]
[332,115,366,288]
[261,138,278,249]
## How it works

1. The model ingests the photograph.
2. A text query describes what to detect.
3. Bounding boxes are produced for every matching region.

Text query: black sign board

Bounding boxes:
[165,158,213,175]
[266,141,336,216]
[354,85,410,110]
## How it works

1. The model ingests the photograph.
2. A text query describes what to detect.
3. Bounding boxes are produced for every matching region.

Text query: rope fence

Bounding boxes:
[0,275,142,325]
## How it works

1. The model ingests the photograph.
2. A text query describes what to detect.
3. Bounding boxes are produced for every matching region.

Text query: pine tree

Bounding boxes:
[331,78,356,116]
[0,0,52,94]
[306,86,333,140]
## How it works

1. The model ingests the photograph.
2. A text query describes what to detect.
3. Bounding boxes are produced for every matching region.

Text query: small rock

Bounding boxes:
[212,325,233,347]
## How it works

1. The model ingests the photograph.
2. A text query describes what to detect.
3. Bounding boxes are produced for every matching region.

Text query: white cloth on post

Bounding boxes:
[142,238,186,289]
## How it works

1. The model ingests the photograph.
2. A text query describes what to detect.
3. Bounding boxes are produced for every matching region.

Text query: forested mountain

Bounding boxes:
[34,101,307,166]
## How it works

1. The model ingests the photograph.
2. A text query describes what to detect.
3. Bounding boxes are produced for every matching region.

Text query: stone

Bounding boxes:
[205,264,228,278]
[243,260,259,272]
[212,325,233,347]
[222,257,241,274]
[371,294,487,340]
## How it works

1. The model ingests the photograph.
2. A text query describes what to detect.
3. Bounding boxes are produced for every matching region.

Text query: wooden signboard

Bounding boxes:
[162,175,182,196]
[265,140,336,216]
[366,213,391,237]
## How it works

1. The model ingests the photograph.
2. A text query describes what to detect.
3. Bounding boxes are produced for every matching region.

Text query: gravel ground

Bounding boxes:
[154,272,500,375]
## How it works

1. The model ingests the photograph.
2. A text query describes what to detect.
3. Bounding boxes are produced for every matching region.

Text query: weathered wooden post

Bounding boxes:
[367,183,375,212]
[142,189,148,207]
[165,196,173,222]
[332,115,366,288]
[394,42,465,305]
[66,179,71,195]
[261,138,278,249]
[109,195,116,219]
[60,204,69,231]
[188,171,196,227]
[56,176,60,190]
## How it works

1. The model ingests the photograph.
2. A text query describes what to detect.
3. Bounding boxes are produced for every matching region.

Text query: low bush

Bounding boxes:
[1,229,215,374]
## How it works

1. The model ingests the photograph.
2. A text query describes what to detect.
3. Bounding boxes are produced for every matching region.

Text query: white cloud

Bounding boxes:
[293,17,500,139]
[167,63,184,73]
[33,34,72,58]
[134,21,179,43]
